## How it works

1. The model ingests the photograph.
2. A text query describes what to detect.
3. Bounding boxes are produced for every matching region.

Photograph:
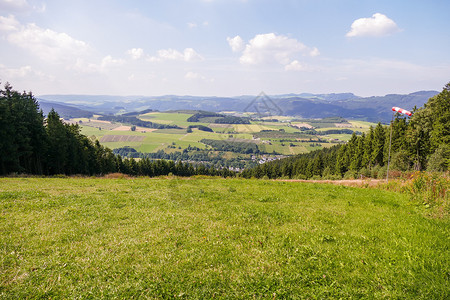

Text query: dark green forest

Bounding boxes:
[242,83,450,179]
[0,83,234,177]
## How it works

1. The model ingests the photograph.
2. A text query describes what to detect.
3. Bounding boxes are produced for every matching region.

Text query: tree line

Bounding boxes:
[98,115,179,129]
[113,146,258,169]
[0,83,235,177]
[187,111,250,124]
[242,83,450,179]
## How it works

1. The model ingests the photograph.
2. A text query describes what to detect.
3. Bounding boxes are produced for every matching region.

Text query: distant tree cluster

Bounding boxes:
[187,125,214,132]
[187,111,223,122]
[187,111,250,124]
[201,139,260,154]
[98,115,179,129]
[214,116,251,124]
[113,147,257,170]
[242,83,450,179]
[120,109,155,117]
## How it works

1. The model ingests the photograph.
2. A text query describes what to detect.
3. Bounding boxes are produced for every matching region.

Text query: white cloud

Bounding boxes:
[185,71,205,80]
[0,64,32,78]
[239,33,319,66]
[188,21,209,28]
[73,55,124,73]
[346,13,400,38]
[0,14,19,31]
[101,55,125,68]
[126,48,144,60]
[284,60,306,71]
[148,48,203,62]
[183,48,203,62]
[309,47,320,57]
[227,35,244,53]
[0,64,52,81]
[2,18,90,63]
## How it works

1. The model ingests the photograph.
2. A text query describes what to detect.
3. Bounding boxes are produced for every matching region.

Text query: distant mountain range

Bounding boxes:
[37,90,438,123]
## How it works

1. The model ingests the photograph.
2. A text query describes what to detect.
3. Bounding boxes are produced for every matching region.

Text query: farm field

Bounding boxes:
[72,112,378,160]
[0,177,448,298]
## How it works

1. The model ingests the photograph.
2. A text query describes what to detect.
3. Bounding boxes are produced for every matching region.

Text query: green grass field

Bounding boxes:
[1,177,448,299]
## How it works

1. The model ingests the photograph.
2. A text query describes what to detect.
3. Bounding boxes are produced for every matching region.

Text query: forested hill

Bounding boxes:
[38,91,438,122]
[277,91,438,122]
[38,100,94,119]
[241,84,450,179]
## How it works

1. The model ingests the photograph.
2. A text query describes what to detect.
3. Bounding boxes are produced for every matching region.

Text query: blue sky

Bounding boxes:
[0,0,449,96]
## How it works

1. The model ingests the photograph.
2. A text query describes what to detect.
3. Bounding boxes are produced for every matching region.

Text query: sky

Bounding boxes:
[0,0,449,97]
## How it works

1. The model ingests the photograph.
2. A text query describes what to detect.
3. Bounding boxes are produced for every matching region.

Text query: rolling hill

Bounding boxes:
[38,91,438,123]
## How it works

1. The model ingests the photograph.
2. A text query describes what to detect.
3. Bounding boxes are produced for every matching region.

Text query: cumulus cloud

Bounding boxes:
[0,64,32,77]
[0,14,19,31]
[148,48,203,62]
[0,16,90,63]
[346,13,400,37]
[227,35,244,53]
[309,47,320,57]
[237,33,319,66]
[284,60,306,71]
[0,63,52,81]
[126,48,144,60]
[72,55,124,73]
[100,55,125,68]
[185,71,205,80]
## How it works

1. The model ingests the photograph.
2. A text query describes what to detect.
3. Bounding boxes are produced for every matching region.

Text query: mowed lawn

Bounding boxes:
[0,178,448,299]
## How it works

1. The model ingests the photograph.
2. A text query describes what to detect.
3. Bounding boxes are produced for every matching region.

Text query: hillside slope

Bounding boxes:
[38,91,438,122]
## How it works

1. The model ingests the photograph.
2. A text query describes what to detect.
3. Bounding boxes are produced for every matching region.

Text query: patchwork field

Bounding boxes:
[0,177,448,298]
[72,112,377,159]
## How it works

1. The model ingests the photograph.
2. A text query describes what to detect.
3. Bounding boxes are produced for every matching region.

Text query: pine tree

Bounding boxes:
[371,123,386,166]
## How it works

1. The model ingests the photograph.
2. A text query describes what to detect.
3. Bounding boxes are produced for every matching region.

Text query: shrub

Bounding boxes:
[409,172,449,208]
[427,145,450,172]
[322,174,342,180]
[377,166,388,179]
[358,167,371,178]
[343,170,357,180]
[371,165,381,178]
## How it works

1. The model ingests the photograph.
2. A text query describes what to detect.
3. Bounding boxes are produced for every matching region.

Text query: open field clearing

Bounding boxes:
[139,112,202,128]
[0,177,448,298]
[349,120,375,130]
[325,134,353,142]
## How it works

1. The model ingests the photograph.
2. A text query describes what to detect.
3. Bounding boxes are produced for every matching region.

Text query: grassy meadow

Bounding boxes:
[1,177,448,298]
